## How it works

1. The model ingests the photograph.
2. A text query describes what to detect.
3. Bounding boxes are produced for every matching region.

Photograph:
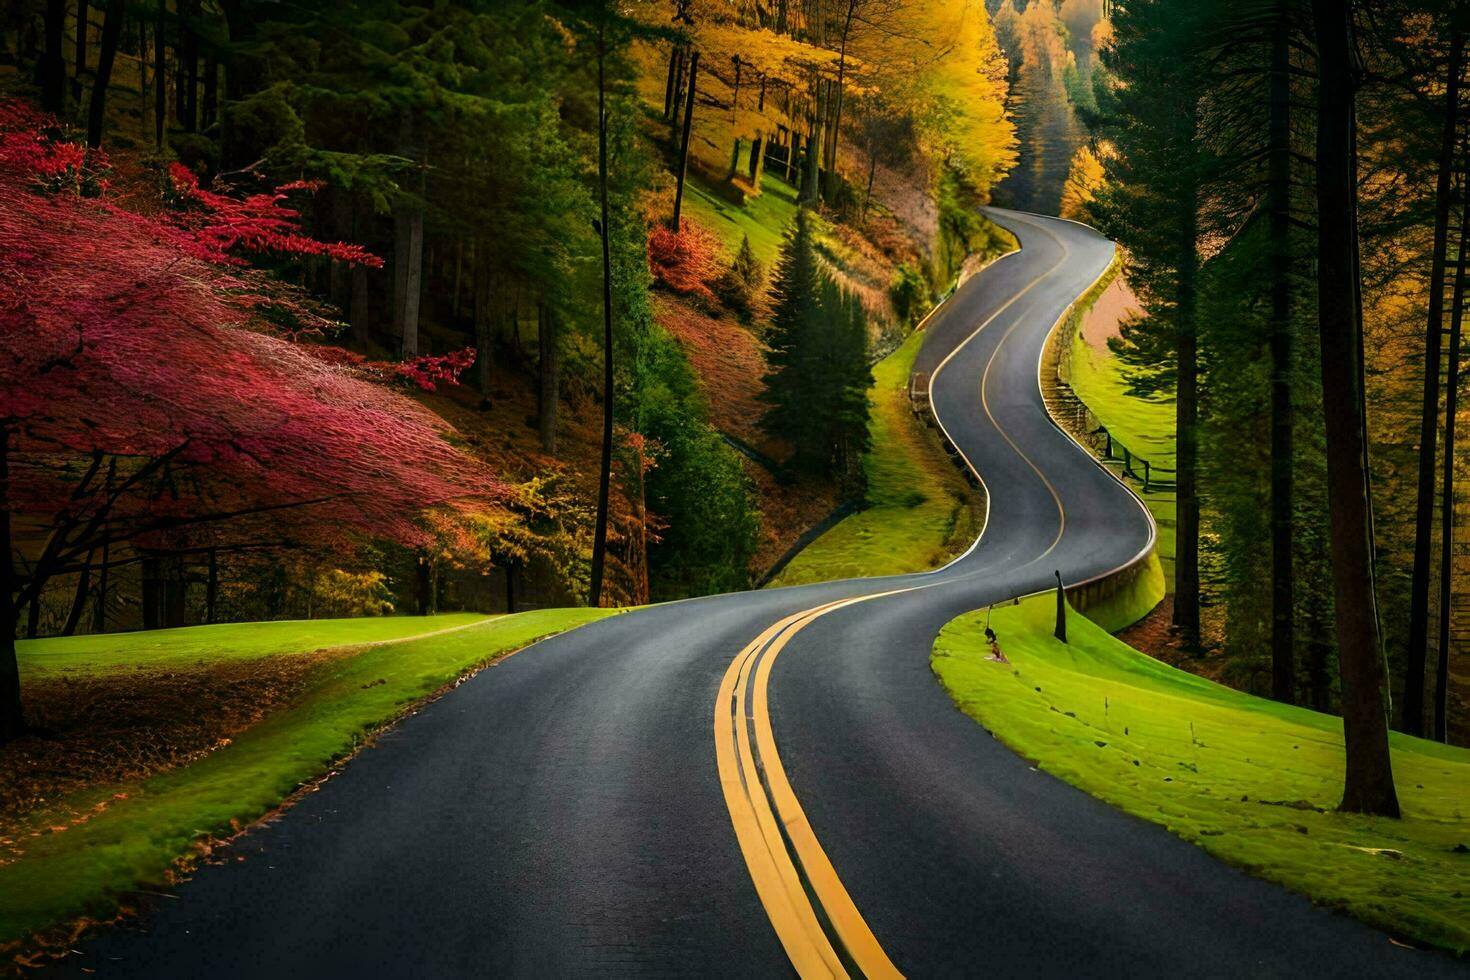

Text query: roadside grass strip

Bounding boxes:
[933,595,1470,955]
[1,608,617,949]
[768,329,979,588]
[1063,279,1178,585]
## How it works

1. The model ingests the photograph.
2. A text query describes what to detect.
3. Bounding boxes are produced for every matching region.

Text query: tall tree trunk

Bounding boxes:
[663,44,680,120]
[1313,0,1399,817]
[1436,181,1470,743]
[538,303,559,455]
[1268,0,1296,704]
[74,0,89,85]
[92,540,108,633]
[61,556,92,636]
[671,50,699,230]
[393,206,410,340]
[141,554,162,629]
[202,54,217,130]
[1406,21,1465,737]
[670,47,687,140]
[802,87,823,205]
[40,0,66,113]
[0,428,21,740]
[862,144,877,223]
[182,0,199,132]
[85,0,123,148]
[399,200,424,357]
[153,0,165,146]
[415,556,431,616]
[162,554,185,629]
[590,16,615,608]
[826,6,855,203]
[505,561,516,614]
[1173,181,1201,648]
[474,253,494,404]
[206,547,219,625]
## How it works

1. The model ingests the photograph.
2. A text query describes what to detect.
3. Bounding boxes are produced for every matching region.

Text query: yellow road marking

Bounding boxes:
[717,216,1091,977]
[716,593,911,979]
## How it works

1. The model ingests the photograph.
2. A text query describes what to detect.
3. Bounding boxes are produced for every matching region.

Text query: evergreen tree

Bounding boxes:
[760,210,871,484]
[760,209,825,462]
[1090,0,1210,647]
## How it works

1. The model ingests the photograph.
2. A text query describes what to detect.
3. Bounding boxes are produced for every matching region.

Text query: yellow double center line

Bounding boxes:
[715,591,909,979]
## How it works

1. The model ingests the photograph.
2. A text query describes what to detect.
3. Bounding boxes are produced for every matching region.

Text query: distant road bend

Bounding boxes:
[57,211,1454,978]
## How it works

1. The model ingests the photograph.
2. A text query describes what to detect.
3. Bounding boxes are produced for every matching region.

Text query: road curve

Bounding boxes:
[54,212,1455,977]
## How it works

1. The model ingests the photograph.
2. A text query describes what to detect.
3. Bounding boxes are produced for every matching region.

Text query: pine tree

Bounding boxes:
[760,210,824,461]
[821,279,873,491]
[716,234,763,321]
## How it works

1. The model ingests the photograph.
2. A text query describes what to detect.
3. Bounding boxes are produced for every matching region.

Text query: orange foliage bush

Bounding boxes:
[647,221,725,303]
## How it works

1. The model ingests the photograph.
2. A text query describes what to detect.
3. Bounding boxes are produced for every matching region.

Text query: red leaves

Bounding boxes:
[0,100,502,552]
[395,348,477,392]
[647,222,724,302]
[164,163,383,268]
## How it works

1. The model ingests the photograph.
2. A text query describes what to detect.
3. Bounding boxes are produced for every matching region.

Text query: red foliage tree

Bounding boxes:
[0,102,502,741]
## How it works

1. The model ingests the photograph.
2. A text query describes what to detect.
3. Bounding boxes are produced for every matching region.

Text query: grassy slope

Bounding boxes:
[18,614,488,675]
[933,596,1470,954]
[768,329,979,587]
[1065,274,1178,586]
[682,170,801,269]
[1,608,616,947]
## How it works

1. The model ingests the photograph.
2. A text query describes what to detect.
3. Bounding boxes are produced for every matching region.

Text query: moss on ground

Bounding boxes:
[767,329,980,587]
[1,608,616,948]
[933,596,1470,955]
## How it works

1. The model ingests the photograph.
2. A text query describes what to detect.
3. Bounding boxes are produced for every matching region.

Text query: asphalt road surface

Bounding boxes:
[52,211,1459,977]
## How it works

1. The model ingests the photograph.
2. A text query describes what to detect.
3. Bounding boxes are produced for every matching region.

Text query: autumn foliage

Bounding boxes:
[1,100,510,735]
[647,222,724,302]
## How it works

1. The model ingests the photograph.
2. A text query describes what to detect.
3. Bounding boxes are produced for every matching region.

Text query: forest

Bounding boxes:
[0,0,1017,743]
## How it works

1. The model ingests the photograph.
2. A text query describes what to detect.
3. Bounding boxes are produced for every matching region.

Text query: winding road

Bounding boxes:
[56,212,1454,977]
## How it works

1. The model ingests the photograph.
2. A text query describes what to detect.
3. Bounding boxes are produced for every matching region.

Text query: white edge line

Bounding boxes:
[1030,241,1159,591]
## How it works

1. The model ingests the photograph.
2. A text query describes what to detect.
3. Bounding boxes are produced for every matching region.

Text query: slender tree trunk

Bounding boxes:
[40,0,66,113]
[1268,0,1296,703]
[1313,0,1399,816]
[671,50,699,230]
[74,0,88,85]
[92,540,108,633]
[416,556,431,616]
[1406,22,1465,737]
[1173,180,1201,648]
[400,201,424,357]
[590,17,615,608]
[61,556,92,636]
[670,47,687,139]
[181,0,199,132]
[162,554,185,628]
[349,197,372,342]
[0,425,20,740]
[154,0,165,146]
[1436,181,1470,743]
[505,561,516,614]
[26,590,42,639]
[538,303,559,455]
[85,0,123,148]
[663,44,680,119]
[802,86,823,205]
[202,54,217,130]
[141,554,162,629]
[206,546,219,625]
[474,254,494,404]
[826,6,855,202]
[862,145,877,223]
[393,206,410,340]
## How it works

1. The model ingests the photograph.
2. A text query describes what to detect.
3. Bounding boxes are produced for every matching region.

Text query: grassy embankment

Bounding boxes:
[1,608,616,950]
[933,594,1470,955]
[767,326,982,587]
[1060,262,1178,585]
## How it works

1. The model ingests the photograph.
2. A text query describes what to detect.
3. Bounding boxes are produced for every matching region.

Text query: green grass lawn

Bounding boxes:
[682,169,803,270]
[18,613,489,675]
[933,595,1470,954]
[1,608,616,948]
[767,329,980,587]
[1063,270,1178,587]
